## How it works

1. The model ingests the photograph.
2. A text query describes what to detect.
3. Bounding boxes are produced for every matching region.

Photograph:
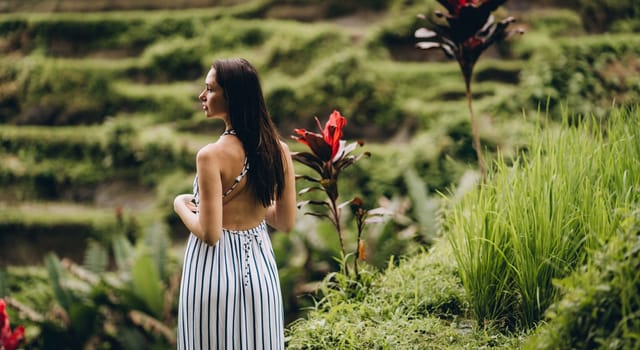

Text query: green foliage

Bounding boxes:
[577,0,640,32]
[286,240,524,349]
[22,228,178,349]
[0,269,7,297]
[525,209,640,349]
[265,28,349,76]
[141,222,171,280]
[445,105,640,329]
[44,253,73,314]
[522,9,584,37]
[133,37,205,82]
[1,57,115,125]
[403,167,440,245]
[365,2,437,60]
[206,19,271,51]
[83,240,109,274]
[515,34,640,120]
[131,252,164,318]
[269,52,404,137]
[28,16,131,55]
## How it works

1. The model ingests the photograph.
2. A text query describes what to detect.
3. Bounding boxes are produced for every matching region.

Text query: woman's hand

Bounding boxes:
[174,194,197,213]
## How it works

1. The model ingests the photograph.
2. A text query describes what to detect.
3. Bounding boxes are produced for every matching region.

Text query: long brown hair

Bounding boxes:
[213,58,285,207]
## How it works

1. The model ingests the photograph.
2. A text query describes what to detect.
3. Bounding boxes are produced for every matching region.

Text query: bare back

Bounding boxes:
[205,134,267,230]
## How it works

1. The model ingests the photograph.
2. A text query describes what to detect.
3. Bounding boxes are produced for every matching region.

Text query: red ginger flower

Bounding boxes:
[1,299,25,350]
[293,110,346,163]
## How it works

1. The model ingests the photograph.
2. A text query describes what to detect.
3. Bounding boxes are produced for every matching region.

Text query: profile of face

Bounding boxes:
[199,68,229,120]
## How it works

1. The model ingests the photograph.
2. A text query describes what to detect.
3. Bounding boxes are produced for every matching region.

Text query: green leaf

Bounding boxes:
[113,234,135,272]
[0,268,7,298]
[45,253,72,311]
[83,240,108,274]
[403,168,440,244]
[131,253,164,318]
[68,302,99,340]
[143,222,169,280]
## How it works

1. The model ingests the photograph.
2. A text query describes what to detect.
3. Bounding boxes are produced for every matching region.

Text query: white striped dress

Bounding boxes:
[177,172,284,349]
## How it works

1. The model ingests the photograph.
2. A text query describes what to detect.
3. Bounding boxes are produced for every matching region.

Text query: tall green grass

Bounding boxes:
[525,209,640,349]
[285,239,524,349]
[446,105,640,329]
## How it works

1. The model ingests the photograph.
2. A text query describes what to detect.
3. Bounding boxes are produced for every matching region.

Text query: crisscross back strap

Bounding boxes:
[223,156,249,198]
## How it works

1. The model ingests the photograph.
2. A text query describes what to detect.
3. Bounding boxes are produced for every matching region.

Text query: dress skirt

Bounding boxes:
[177,221,284,350]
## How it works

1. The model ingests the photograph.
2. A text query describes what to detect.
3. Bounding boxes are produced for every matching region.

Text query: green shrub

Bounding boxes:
[7,58,115,125]
[286,239,523,349]
[525,209,640,349]
[446,105,640,329]
[131,38,205,83]
[515,34,640,120]
[265,28,350,76]
[0,125,104,161]
[577,0,640,32]
[205,19,271,51]
[610,17,640,33]
[29,16,130,56]
[523,9,584,37]
[275,52,404,138]
[365,2,437,61]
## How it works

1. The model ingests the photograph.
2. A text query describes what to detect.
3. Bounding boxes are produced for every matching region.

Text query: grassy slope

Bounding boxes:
[286,239,527,349]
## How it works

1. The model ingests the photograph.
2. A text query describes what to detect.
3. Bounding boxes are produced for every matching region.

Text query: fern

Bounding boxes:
[44,253,72,311]
[112,234,135,273]
[143,222,169,280]
[83,239,108,274]
[403,167,441,244]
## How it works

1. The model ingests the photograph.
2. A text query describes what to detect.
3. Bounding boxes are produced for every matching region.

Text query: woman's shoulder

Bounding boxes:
[196,142,226,165]
[196,139,242,165]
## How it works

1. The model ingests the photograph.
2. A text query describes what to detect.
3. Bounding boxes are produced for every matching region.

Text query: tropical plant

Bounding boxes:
[292,110,371,275]
[446,106,640,329]
[414,0,523,177]
[10,222,179,349]
[0,298,25,350]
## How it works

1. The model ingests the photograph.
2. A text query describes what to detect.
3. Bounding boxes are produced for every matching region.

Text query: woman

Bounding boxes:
[173,58,297,350]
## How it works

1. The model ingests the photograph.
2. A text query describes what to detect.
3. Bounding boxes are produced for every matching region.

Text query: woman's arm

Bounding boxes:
[174,145,224,245]
[266,141,297,233]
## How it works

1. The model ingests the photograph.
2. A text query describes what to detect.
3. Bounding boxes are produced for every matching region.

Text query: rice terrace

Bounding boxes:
[0,0,639,348]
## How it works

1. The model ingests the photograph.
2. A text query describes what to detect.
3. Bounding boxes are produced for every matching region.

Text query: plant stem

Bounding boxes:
[466,81,486,179]
[329,197,348,275]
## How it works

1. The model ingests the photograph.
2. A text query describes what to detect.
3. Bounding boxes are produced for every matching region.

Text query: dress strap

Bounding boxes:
[222,129,236,136]
[222,156,249,198]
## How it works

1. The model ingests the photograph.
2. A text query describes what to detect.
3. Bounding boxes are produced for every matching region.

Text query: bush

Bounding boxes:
[577,0,640,32]
[515,34,640,120]
[132,38,205,83]
[0,126,104,161]
[285,239,523,349]
[205,19,270,51]
[275,52,404,139]
[522,9,584,37]
[365,2,437,61]
[525,209,640,349]
[265,28,350,76]
[7,59,115,125]
[29,16,130,56]
[446,105,640,329]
